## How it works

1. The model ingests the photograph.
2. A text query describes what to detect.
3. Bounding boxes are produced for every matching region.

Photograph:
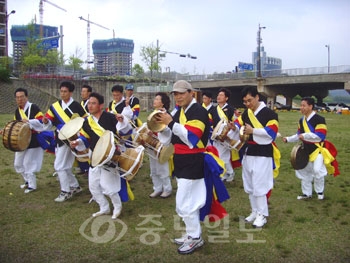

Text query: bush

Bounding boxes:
[0,67,11,83]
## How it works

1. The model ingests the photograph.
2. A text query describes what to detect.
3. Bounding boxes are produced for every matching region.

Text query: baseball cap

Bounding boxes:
[171,80,198,93]
[125,84,134,90]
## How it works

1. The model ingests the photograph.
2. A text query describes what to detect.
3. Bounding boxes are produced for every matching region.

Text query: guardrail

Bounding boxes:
[180,65,350,82]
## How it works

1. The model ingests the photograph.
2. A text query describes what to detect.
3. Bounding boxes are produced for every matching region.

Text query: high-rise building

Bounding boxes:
[92,38,134,76]
[10,24,59,71]
[0,0,11,58]
[252,46,282,76]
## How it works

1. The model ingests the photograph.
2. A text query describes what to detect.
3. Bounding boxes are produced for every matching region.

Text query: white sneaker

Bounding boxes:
[92,210,110,217]
[297,194,312,200]
[70,186,83,195]
[317,192,324,200]
[20,183,28,189]
[112,207,122,220]
[177,236,204,254]
[54,191,72,202]
[226,173,234,182]
[24,188,35,194]
[252,213,267,228]
[245,211,257,223]
[149,191,162,198]
[160,191,172,198]
[174,234,188,245]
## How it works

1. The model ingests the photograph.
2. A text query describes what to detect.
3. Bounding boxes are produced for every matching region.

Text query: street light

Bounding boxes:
[325,44,330,73]
[161,50,197,60]
[5,10,16,59]
[257,23,266,78]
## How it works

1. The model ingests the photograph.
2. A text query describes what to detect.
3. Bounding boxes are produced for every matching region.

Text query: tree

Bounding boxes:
[140,42,162,77]
[17,20,62,74]
[67,47,84,77]
[132,63,144,77]
[45,49,62,73]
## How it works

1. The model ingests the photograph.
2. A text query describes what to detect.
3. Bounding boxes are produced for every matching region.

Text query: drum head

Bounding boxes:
[91,130,114,167]
[147,110,166,132]
[58,117,85,140]
[211,119,226,141]
[158,144,174,164]
[239,126,249,142]
[290,144,309,170]
[3,121,32,151]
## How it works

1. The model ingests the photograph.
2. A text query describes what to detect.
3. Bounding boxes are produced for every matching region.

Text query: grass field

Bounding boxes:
[0,111,349,263]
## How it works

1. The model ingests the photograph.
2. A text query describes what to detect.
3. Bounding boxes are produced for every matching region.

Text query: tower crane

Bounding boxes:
[79,15,110,68]
[39,0,67,38]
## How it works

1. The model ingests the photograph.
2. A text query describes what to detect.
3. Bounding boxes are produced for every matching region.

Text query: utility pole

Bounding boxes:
[325,44,330,73]
[257,23,266,78]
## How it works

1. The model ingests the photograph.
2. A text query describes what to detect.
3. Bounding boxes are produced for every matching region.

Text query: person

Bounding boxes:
[107,84,133,141]
[156,80,229,254]
[211,88,235,182]
[77,84,92,176]
[125,83,142,127]
[233,108,242,120]
[80,84,92,113]
[282,97,337,200]
[3,88,46,193]
[70,92,133,219]
[231,86,280,228]
[148,92,172,198]
[202,91,216,145]
[42,81,88,202]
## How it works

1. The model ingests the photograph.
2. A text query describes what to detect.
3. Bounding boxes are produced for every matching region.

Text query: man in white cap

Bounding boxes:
[156,80,209,254]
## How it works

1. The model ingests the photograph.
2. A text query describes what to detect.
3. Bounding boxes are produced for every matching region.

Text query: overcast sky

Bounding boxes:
[7,0,350,74]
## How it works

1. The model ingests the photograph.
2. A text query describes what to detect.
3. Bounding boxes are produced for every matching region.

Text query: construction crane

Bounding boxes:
[39,0,67,38]
[79,15,109,68]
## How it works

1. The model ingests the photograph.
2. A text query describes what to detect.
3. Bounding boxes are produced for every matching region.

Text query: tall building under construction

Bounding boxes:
[92,38,134,76]
[10,24,59,71]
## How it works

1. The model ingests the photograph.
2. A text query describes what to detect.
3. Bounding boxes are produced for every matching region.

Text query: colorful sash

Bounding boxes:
[179,107,205,150]
[302,118,339,176]
[247,109,281,178]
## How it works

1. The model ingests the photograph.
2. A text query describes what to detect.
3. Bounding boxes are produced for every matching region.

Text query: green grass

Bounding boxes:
[0,111,350,263]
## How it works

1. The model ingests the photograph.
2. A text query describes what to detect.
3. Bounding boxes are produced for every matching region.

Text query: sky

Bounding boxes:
[7,0,350,74]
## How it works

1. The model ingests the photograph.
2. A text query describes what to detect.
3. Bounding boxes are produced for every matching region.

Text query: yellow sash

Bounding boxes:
[19,108,28,120]
[53,101,71,124]
[247,109,281,178]
[302,118,334,174]
[87,116,104,137]
[110,101,118,114]
[217,105,228,121]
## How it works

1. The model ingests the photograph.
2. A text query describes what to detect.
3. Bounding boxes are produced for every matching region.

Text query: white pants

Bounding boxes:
[54,144,80,193]
[213,141,234,176]
[14,147,44,189]
[89,166,122,213]
[176,178,206,238]
[242,155,273,216]
[149,157,172,193]
[295,153,327,196]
